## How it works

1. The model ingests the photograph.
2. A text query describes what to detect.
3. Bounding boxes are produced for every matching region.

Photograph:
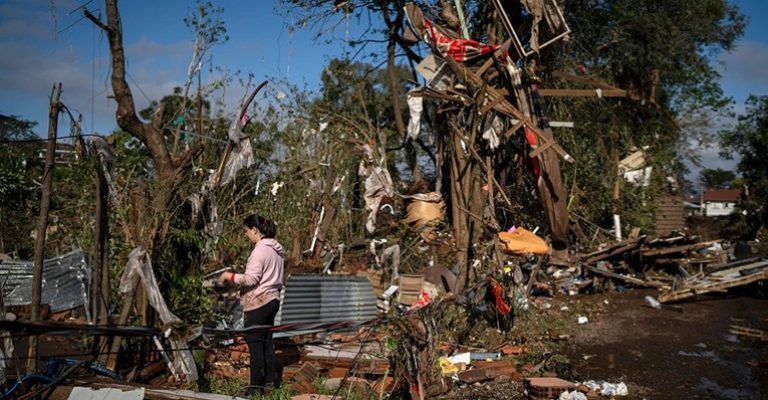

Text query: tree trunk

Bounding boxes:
[28,83,62,372]
[381,2,422,182]
[92,156,112,359]
[450,125,470,291]
[85,0,175,186]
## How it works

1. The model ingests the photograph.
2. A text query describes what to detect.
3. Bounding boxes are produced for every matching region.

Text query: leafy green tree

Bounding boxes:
[0,114,98,258]
[720,95,768,236]
[543,0,745,232]
[699,168,736,189]
[0,115,39,256]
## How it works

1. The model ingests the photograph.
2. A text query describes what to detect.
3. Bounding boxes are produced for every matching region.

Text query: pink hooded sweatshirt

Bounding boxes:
[233,238,284,311]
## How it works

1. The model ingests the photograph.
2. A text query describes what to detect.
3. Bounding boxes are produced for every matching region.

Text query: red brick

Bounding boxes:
[290,395,335,400]
[473,360,515,370]
[457,368,491,383]
[290,363,320,394]
[498,344,527,355]
[327,367,349,378]
[373,376,395,392]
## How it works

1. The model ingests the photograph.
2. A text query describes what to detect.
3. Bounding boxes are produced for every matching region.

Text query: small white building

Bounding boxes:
[702,189,741,217]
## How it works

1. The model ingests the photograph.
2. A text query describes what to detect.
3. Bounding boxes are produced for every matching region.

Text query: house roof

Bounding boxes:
[703,189,741,202]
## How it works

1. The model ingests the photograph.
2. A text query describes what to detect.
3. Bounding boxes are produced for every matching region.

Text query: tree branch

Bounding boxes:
[82,8,109,32]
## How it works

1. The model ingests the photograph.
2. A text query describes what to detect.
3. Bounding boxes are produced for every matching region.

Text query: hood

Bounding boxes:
[258,238,284,256]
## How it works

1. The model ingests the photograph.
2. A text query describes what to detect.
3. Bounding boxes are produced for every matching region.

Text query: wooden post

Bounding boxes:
[450,125,470,291]
[93,150,110,343]
[28,83,63,372]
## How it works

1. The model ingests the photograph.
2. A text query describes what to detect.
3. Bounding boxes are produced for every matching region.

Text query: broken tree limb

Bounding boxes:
[584,264,663,288]
[458,125,513,208]
[440,56,574,163]
[525,256,544,299]
[457,205,500,231]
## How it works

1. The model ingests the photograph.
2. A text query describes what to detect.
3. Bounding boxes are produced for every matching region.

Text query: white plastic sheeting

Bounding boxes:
[359,142,395,234]
[216,119,255,187]
[407,93,423,140]
[119,248,198,382]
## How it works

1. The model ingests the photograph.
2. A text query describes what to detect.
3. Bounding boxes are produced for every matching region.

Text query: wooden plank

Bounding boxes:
[641,241,719,257]
[475,38,511,77]
[584,264,663,288]
[729,325,768,341]
[707,257,762,273]
[710,260,768,279]
[440,55,575,163]
[528,140,555,159]
[550,70,617,90]
[659,269,768,303]
[582,237,645,264]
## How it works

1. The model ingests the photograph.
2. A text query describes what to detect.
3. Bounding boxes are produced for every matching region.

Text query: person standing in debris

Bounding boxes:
[218,214,284,394]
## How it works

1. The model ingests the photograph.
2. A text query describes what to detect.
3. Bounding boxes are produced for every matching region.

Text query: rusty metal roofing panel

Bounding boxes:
[275,274,377,326]
[0,249,89,312]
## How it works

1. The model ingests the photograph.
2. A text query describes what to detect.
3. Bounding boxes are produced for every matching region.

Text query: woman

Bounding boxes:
[219,214,284,394]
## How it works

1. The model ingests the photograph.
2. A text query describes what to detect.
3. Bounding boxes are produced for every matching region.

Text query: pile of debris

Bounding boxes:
[561,233,767,304]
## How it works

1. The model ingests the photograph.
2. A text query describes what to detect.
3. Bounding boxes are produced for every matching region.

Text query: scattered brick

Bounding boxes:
[327,367,349,379]
[290,362,320,394]
[458,368,492,383]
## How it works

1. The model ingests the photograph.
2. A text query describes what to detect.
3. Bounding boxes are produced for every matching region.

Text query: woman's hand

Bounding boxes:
[218,271,234,285]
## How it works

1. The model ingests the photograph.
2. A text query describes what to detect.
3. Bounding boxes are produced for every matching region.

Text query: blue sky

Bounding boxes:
[1,0,767,182]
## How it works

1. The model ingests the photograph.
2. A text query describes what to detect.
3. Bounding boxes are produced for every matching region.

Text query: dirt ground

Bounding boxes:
[563,287,768,400]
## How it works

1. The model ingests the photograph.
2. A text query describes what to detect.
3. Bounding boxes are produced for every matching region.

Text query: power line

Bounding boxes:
[66,0,95,16]
[0,134,103,144]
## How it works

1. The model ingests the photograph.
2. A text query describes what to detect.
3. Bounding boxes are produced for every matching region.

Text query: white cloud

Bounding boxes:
[718,41,768,83]
[717,40,768,110]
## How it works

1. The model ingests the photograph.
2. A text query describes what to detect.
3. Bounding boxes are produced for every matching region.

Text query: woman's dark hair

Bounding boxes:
[243,214,277,238]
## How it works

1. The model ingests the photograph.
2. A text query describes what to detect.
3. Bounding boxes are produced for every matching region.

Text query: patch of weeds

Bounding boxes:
[505,304,575,366]
[312,376,376,400]
[255,384,295,400]
[201,372,246,397]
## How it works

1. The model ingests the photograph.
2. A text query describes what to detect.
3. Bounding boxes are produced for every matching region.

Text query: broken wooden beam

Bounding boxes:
[584,264,663,288]
[729,325,768,342]
[659,268,768,303]
[581,236,645,264]
[641,240,719,257]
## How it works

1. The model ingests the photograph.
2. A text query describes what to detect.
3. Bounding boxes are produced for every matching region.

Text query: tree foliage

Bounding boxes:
[720,95,768,235]
[699,167,736,190]
[539,0,745,231]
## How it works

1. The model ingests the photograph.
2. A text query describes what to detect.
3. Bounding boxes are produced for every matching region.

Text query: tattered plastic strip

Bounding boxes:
[218,119,255,186]
[119,248,197,383]
[119,248,181,327]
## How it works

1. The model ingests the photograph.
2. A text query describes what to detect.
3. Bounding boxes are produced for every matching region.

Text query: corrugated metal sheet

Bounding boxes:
[0,249,89,312]
[275,275,377,326]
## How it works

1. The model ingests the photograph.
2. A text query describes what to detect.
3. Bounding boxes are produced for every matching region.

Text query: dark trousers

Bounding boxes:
[244,299,280,391]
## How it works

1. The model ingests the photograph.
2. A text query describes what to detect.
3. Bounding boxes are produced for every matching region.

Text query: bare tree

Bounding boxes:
[84,1,208,185]
[84,0,205,246]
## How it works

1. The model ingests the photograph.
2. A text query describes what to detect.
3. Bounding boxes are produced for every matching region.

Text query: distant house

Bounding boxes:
[702,189,742,217]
